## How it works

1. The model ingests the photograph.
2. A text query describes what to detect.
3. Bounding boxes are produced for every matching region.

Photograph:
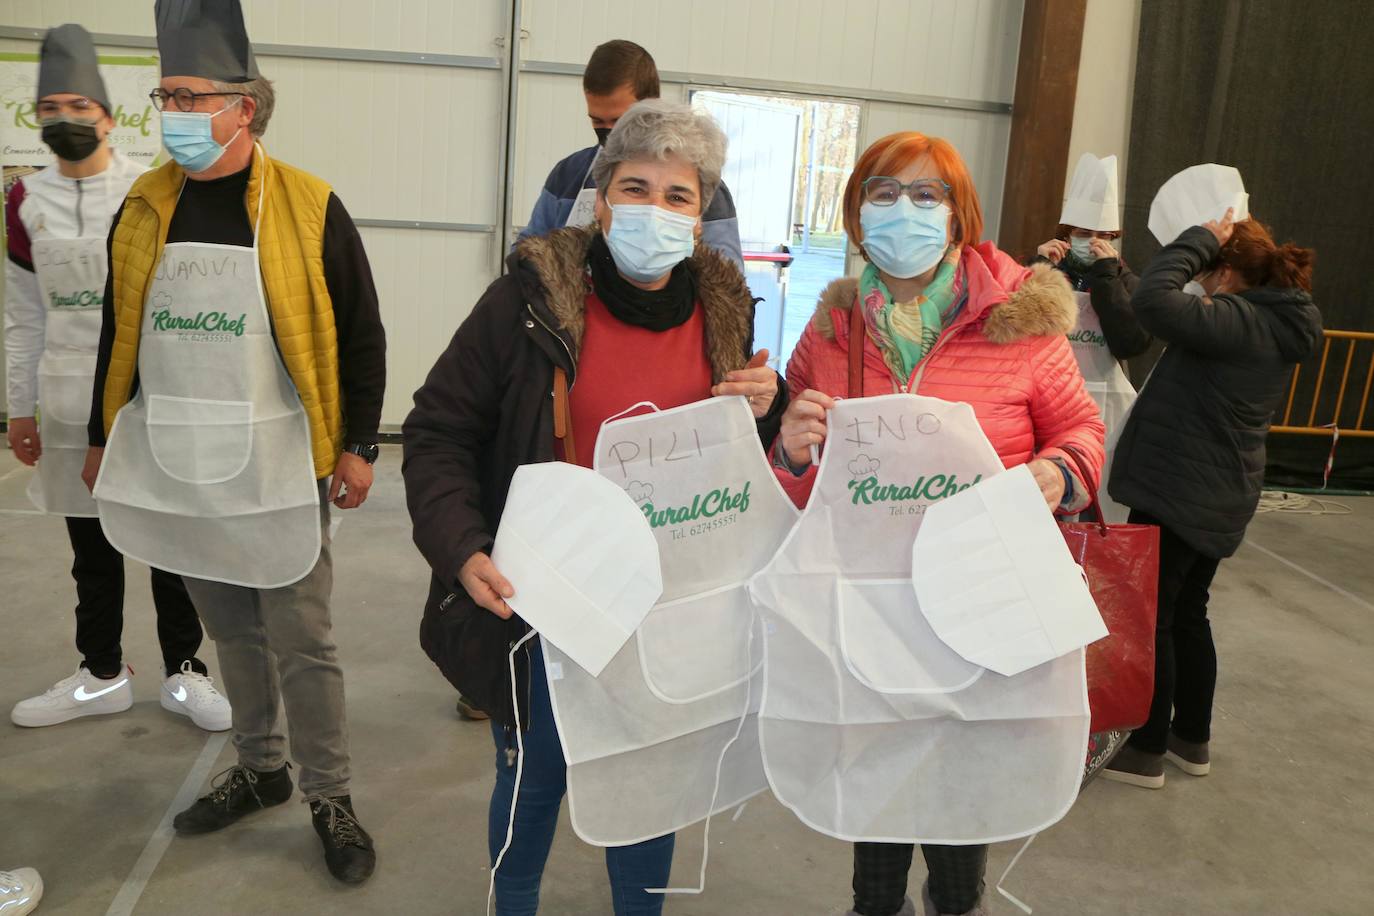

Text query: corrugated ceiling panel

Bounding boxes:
[1,0,505,57]
[521,0,1021,103]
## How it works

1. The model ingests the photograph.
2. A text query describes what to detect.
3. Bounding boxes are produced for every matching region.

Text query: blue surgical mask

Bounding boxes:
[1069,236,1096,262]
[603,204,698,283]
[859,199,951,279]
[160,99,243,173]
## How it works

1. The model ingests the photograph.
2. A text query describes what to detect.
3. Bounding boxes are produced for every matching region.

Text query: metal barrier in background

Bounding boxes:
[1271,330,1374,439]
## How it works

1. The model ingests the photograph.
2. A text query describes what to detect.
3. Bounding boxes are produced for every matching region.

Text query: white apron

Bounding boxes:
[94,153,321,588]
[564,153,599,228]
[749,394,1090,844]
[27,235,108,516]
[1067,291,1136,523]
[542,396,798,845]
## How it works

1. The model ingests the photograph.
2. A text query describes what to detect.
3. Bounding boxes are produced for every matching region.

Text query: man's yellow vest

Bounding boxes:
[103,148,343,478]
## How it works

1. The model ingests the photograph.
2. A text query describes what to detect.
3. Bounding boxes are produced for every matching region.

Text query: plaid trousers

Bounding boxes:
[852,842,988,915]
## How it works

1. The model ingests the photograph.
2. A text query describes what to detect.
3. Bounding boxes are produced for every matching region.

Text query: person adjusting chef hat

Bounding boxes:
[1031,152,1143,523]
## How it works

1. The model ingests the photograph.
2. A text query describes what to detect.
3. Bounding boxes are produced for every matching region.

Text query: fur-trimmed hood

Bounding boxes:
[810,245,1077,346]
[511,225,753,382]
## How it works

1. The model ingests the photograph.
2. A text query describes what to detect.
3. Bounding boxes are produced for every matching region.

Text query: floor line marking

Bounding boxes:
[104,732,228,916]
[1246,539,1374,613]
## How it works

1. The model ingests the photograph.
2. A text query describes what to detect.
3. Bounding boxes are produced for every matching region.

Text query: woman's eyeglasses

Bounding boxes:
[862,176,952,209]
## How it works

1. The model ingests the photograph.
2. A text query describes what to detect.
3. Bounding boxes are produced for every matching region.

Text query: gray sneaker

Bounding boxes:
[1101,743,1166,789]
[1166,733,1211,776]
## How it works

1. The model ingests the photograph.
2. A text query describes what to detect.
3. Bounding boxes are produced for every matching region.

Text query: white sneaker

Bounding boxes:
[11,666,134,727]
[0,867,43,916]
[161,662,232,732]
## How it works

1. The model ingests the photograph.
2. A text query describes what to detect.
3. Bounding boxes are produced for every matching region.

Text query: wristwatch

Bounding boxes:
[344,442,380,465]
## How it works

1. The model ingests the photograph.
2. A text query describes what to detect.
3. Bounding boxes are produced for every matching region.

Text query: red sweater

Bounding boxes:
[568,292,713,467]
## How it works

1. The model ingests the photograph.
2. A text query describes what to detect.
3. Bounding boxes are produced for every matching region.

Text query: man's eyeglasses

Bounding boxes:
[148,88,244,113]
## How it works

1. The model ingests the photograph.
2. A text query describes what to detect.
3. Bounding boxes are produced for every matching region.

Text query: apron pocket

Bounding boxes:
[146,395,254,485]
[837,579,983,694]
[636,584,760,704]
[36,355,97,426]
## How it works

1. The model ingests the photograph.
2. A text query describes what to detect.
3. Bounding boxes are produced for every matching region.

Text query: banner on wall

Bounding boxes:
[0,51,162,197]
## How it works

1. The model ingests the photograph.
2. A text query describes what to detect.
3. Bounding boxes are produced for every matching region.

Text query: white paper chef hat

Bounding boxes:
[1148,163,1250,246]
[1060,153,1120,232]
[911,465,1107,677]
[492,462,663,677]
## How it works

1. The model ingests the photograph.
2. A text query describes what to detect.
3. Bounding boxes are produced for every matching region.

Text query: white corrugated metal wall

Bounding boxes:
[1,0,1023,429]
[511,0,1023,249]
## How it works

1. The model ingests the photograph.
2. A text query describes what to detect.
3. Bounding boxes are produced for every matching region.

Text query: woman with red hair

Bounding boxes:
[775,132,1105,916]
[1101,212,1321,790]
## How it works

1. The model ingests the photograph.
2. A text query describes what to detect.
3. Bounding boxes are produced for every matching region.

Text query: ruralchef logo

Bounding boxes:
[639,481,752,529]
[49,288,102,309]
[1068,327,1106,347]
[1,85,154,137]
[847,472,983,506]
[149,291,246,338]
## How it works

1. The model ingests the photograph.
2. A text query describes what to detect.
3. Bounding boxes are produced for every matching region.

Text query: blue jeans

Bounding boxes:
[488,641,675,915]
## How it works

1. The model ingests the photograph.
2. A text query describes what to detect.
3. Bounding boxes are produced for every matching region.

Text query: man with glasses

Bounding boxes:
[516,39,744,271]
[82,0,386,885]
[6,24,230,734]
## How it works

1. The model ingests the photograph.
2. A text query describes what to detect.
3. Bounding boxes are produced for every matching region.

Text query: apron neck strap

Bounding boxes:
[847,298,865,399]
[602,400,661,425]
[249,143,266,242]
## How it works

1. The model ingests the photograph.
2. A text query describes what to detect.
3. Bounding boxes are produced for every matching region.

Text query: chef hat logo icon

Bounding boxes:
[848,455,880,478]
[625,480,654,504]
[152,291,173,313]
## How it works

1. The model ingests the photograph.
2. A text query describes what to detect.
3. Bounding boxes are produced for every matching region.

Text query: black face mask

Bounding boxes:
[41,119,102,163]
[594,126,611,147]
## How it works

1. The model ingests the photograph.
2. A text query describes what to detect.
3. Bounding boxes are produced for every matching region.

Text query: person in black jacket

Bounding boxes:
[402,100,784,914]
[1035,228,1152,361]
[1101,211,1321,789]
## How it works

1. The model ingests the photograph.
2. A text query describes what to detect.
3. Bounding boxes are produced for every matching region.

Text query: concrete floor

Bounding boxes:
[2,446,1372,915]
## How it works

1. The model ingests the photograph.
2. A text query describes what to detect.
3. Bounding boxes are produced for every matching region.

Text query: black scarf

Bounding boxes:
[587,232,696,331]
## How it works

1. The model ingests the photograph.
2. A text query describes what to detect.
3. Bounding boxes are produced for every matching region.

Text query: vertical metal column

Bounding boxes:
[495,0,526,272]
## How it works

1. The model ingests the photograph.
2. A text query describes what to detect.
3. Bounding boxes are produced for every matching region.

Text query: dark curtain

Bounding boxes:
[1124,0,1374,488]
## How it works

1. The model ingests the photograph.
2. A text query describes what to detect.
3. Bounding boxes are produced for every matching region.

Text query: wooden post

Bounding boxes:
[998,0,1089,260]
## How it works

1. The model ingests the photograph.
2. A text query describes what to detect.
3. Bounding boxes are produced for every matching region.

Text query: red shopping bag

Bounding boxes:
[1057,447,1160,734]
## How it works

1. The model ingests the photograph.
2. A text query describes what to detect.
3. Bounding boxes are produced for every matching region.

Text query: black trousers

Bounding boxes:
[853,842,987,915]
[65,516,205,678]
[1126,509,1222,754]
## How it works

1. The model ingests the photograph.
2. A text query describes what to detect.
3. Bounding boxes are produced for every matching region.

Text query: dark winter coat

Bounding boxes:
[1107,226,1322,557]
[402,225,784,728]
[1037,253,1152,360]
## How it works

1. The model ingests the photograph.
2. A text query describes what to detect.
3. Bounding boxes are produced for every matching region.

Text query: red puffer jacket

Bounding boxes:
[778,241,1105,508]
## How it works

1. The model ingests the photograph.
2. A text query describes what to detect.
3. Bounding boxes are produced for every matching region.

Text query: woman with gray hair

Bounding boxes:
[403,99,785,914]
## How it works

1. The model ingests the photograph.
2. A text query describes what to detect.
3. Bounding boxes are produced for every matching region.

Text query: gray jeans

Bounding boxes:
[183,483,350,796]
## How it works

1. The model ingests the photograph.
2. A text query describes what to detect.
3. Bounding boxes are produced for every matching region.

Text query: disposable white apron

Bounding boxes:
[27,234,108,516]
[542,396,798,845]
[564,153,599,228]
[1067,291,1136,523]
[94,155,321,588]
[749,394,1090,844]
